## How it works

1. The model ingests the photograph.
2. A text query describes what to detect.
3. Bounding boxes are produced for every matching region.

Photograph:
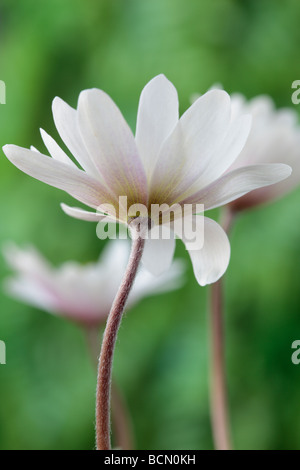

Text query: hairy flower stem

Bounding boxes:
[96,233,145,450]
[210,207,235,451]
[85,326,134,450]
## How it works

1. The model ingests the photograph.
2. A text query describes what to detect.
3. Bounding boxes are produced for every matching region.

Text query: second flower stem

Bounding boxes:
[96,234,145,450]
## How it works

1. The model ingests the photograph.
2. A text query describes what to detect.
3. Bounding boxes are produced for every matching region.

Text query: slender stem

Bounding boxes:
[85,326,134,450]
[96,234,145,450]
[221,205,235,235]
[209,207,235,451]
[86,326,101,369]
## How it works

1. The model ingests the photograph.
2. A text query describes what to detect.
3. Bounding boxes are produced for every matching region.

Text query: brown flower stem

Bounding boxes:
[210,207,235,451]
[96,233,145,450]
[221,205,236,235]
[85,326,134,450]
[85,326,101,368]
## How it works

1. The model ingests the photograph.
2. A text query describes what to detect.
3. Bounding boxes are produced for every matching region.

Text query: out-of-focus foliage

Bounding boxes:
[0,0,300,450]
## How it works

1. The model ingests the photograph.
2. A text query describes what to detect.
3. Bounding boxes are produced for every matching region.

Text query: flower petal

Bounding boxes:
[40,128,77,168]
[179,216,230,286]
[141,227,176,276]
[182,163,292,211]
[176,114,252,201]
[149,90,232,203]
[3,243,59,312]
[3,145,115,209]
[128,259,186,306]
[3,243,51,277]
[78,89,148,205]
[4,276,58,313]
[52,97,100,176]
[61,203,115,222]
[135,75,179,178]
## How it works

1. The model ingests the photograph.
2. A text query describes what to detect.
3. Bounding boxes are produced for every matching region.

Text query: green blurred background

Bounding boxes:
[0,0,300,450]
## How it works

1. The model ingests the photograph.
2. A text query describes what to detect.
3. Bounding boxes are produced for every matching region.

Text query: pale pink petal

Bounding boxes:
[4,277,58,313]
[128,259,186,306]
[177,114,252,201]
[61,203,116,222]
[78,89,148,204]
[182,163,292,211]
[3,244,59,312]
[179,216,230,286]
[40,128,77,167]
[52,97,100,176]
[149,90,232,203]
[142,227,176,276]
[3,145,115,209]
[100,239,131,273]
[3,243,51,277]
[135,75,179,178]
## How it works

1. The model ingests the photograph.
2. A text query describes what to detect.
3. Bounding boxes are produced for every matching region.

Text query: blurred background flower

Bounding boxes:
[3,240,185,326]
[229,94,300,211]
[3,240,185,450]
[0,0,300,450]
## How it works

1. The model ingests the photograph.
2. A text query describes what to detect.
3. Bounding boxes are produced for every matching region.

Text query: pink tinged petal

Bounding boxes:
[129,259,186,305]
[135,74,179,178]
[3,145,115,209]
[141,227,176,276]
[178,114,252,201]
[4,277,59,313]
[3,244,60,312]
[61,203,116,222]
[210,114,252,179]
[52,97,100,176]
[173,114,252,203]
[40,128,77,168]
[182,163,292,211]
[149,90,232,203]
[77,89,148,205]
[180,216,230,286]
[3,243,52,277]
[100,239,131,273]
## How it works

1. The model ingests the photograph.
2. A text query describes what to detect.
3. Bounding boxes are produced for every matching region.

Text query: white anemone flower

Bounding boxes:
[3,75,292,285]
[227,94,300,211]
[3,240,185,326]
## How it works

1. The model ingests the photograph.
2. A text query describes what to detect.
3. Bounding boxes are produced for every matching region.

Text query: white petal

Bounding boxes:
[78,89,148,204]
[129,259,186,306]
[135,75,179,178]
[149,90,232,203]
[180,114,252,202]
[4,277,58,313]
[142,227,176,276]
[3,243,51,277]
[100,239,130,276]
[40,129,77,168]
[180,217,230,286]
[3,244,58,311]
[60,203,115,222]
[182,163,292,211]
[52,97,99,175]
[3,145,115,209]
